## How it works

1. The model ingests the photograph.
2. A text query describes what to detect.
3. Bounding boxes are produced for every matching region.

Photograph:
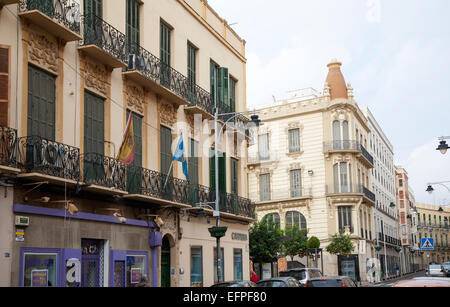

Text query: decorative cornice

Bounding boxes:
[26,29,58,74]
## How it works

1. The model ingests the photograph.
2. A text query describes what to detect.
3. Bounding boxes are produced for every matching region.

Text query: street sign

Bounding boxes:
[421,238,434,251]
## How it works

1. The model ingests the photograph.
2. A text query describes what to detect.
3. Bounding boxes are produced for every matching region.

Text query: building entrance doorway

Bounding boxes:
[81,239,104,287]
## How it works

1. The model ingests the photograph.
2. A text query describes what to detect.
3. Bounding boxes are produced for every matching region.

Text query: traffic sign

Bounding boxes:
[421,238,434,251]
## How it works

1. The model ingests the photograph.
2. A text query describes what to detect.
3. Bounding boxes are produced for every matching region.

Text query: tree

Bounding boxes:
[307,236,321,249]
[249,218,284,264]
[283,225,308,260]
[326,230,354,256]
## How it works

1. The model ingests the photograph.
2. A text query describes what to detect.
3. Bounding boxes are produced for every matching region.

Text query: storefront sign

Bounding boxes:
[66,258,81,284]
[131,268,142,284]
[31,270,48,287]
[231,233,248,241]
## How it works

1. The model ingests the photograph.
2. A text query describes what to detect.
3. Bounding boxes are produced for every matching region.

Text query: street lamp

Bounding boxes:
[436,137,450,155]
[426,181,450,195]
[211,106,262,284]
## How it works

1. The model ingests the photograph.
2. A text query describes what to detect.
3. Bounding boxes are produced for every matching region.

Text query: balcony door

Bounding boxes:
[126,111,142,194]
[84,0,103,45]
[126,0,140,54]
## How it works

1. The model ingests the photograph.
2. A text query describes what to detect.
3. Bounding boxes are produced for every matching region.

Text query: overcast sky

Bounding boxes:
[209,0,450,206]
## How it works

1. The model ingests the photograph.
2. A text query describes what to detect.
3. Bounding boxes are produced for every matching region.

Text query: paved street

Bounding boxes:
[369,271,427,287]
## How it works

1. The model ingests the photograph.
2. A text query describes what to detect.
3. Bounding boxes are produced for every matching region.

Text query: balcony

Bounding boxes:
[122,166,256,220]
[15,135,80,185]
[247,151,279,167]
[80,153,127,195]
[18,0,82,42]
[79,14,127,68]
[326,184,376,205]
[0,126,20,173]
[122,44,191,108]
[323,140,374,168]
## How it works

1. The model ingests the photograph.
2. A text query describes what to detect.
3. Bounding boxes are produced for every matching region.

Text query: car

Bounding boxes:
[256,277,300,287]
[305,276,358,287]
[442,262,450,277]
[279,268,323,287]
[392,277,450,287]
[426,264,446,277]
[211,281,256,287]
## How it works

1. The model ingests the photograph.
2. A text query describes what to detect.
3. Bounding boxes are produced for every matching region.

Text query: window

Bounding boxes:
[214,247,225,284]
[399,179,403,187]
[160,125,172,176]
[290,169,302,197]
[22,251,59,287]
[338,206,352,232]
[187,43,197,104]
[126,254,146,287]
[333,162,352,193]
[263,213,280,227]
[233,249,243,281]
[230,158,238,195]
[126,0,140,52]
[188,138,199,203]
[332,120,349,149]
[209,148,226,193]
[259,174,271,201]
[288,129,301,153]
[259,134,270,160]
[191,247,203,287]
[0,46,9,126]
[210,60,220,105]
[160,21,171,87]
[84,91,104,155]
[285,211,307,230]
[229,77,237,113]
[27,65,56,140]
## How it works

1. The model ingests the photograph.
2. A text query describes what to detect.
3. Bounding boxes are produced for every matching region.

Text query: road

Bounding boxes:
[370,271,426,287]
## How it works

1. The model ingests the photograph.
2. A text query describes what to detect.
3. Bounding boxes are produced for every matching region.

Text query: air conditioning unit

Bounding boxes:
[15,216,30,227]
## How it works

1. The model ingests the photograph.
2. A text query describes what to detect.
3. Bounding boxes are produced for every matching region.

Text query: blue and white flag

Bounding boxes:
[173,133,189,181]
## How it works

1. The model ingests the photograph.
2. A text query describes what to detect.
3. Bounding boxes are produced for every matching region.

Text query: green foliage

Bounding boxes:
[249,219,284,263]
[307,236,321,249]
[326,230,354,256]
[283,225,308,260]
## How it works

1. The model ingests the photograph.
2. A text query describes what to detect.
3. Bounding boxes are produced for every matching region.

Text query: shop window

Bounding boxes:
[22,250,59,287]
[234,249,243,281]
[191,247,203,287]
[126,254,147,287]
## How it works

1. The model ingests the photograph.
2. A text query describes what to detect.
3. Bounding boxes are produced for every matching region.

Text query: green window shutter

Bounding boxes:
[84,0,102,17]
[188,138,199,185]
[0,47,9,126]
[187,44,196,104]
[230,158,238,195]
[27,65,55,141]
[210,60,219,106]
[160,22,171,65]
[126,0,140,53]
[209,148,226,193]
[84,91,104,155]
[229,77,236,113]
[218,67,229,108]
[160,125,172,176]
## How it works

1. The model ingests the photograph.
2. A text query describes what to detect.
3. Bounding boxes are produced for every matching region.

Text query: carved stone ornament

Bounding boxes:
[81,56,109,97]
[331,107,351,122]
[160,101,177,127]
[27,30,58,74]
[125,82,146,115]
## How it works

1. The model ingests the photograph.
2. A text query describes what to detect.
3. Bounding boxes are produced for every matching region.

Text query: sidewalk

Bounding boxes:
[359,270,425,287]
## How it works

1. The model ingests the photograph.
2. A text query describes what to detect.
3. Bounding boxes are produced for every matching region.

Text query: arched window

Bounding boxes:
[263,213,280,227]
[285,211,307,230]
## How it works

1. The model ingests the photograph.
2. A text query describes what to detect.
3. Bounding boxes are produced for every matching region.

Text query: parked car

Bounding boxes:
[442,262,450,277]
[256,277,300,287]
[426,264,446,277]
[279,268,323,287]
[305,276,358,287]
[211,281,256,287]
[392,277,450,287]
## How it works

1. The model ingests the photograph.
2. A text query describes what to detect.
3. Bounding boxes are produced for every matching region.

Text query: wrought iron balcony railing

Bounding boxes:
[15,136,80,181]
[125,165,255,219]
[362,185,376,203]
[81,14,127,64]
[324,140,360,152]
[0,126,18,169]
[360,144,374,165]
[81,153,127,191]
[19,0,81,35]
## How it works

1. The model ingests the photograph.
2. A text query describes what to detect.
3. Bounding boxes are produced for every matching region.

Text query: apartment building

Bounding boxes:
[0,0,254,287]
[362,107,402,279]
[247,59,376,282]
[416,203,450,265]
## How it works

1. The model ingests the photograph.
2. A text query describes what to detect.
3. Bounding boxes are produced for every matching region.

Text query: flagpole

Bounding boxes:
[163,161,174,191]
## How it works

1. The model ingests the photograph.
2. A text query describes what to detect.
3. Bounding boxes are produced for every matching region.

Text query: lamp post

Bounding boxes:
[211,107,262,284]
[436,137,450,155]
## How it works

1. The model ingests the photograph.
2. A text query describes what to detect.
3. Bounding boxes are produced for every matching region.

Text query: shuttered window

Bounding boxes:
[218,67,229,108]
[84,91,104,155]
[27,65,56,140]
[210,60,219,106]
[259,174,271,201]
[230,158,238,195]
[187,43,196,104]
[0,47,9,127]
[126,111,143,194]
[126,0,140,53]
[229,77,236,114]
[288,128,300,153]
[160,125,172,176]
[84,0,102,17]
[259,134,269,160]
[160,21,171,88]
[338,206,352,232]
[209,148,226,193]
[290,169,302,197]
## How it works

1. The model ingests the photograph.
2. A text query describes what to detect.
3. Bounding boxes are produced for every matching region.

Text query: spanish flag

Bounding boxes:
[116,111,135,165]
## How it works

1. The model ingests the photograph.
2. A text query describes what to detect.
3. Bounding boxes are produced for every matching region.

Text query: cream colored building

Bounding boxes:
[0,0,253,287]
[247,59,376,282]
[415,203,450,265]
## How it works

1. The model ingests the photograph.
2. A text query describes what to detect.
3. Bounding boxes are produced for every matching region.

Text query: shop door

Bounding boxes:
[338,255,360,282]
[81,239,103,287]
[161,236,171,287]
